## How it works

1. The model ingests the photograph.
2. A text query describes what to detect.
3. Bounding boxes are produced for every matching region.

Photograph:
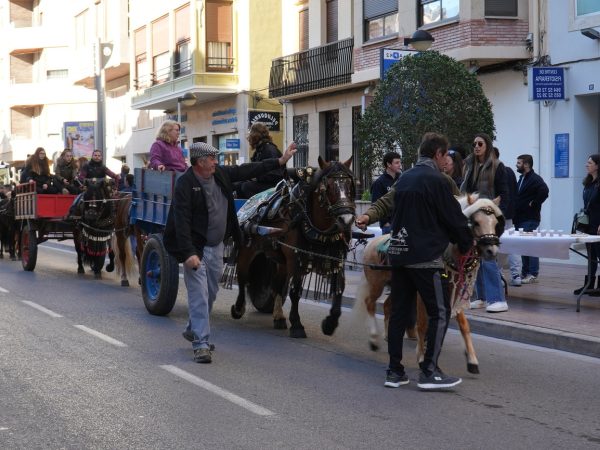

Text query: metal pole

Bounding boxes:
[177,98,181,125]
[95,39,106,164]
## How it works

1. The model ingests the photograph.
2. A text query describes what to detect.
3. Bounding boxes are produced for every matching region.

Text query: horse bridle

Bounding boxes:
[316,169,356,217]
[469,205,501,246]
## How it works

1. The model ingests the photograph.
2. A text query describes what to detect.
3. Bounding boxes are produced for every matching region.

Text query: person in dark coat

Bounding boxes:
[514,154,549,284]
[25,147,60,194]
[54,149,81,194]
[77,150,120,184]
[235,122,284,199]
[163,141,296,364]
[370,151,402,234]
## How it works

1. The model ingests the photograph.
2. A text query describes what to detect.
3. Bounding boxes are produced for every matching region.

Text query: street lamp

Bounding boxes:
[177,92,197,125]
[404,30,435,51]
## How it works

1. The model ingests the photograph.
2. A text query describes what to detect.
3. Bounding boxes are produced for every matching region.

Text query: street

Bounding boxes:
[1,243,599,450]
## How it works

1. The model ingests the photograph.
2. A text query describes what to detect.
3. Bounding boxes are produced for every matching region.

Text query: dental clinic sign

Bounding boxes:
[528,67,567,101]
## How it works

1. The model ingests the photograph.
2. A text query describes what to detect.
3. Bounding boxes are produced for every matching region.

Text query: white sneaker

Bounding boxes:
[470,299,486,309]
[486,301,509,313]
[521,275,538,284]
[509,276,522,287]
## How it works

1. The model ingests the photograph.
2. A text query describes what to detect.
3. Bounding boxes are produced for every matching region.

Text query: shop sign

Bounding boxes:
[248,110,280,131]
[211,108,237,126]
[380,48,414,80]
[63,121,96,158]
[226,139,241,149]
[528,67,566,101]
[554,133,569,178]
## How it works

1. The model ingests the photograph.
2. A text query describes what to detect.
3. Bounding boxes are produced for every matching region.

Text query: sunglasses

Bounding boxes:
[472,141,484,148]
[448,150,455,155]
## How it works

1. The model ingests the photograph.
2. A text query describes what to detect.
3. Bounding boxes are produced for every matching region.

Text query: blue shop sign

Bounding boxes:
[225,139,240,149]
[380,48,415,80]
[528,67,566,101]
[554,133,569,178]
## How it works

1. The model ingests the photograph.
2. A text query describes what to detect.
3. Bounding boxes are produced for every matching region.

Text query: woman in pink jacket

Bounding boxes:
[149,120,187,172]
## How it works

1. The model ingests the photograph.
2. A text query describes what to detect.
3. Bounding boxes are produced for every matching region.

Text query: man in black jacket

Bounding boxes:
[385,132,472,391]
[514,154,549,284]
[164,141,296,363]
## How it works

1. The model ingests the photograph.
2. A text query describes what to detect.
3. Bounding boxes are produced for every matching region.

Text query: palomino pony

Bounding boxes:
[230,157,356,338]
[111,193,140,287]
[354,194,504,374]
[73,179,116,279]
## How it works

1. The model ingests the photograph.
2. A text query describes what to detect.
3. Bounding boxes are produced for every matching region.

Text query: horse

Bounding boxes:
[112,193,141,287]
[230,157,356,338]
[0,191,18,261]
[73,179,116,279]
[354,194,504,374]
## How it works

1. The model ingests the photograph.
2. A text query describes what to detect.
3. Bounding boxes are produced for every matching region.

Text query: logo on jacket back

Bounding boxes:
[388,227,409,254]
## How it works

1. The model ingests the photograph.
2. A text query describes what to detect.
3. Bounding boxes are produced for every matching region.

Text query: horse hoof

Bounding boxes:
[289,327,306,339]
[94,273,102,280]
[369,342,379,352]
[273,318,287,330]
[121,280,129,287]
[77,268,85,274]
[231,304,245,320]
[106,264,114,273]
[321,318,338,336]
[467,363,480,374]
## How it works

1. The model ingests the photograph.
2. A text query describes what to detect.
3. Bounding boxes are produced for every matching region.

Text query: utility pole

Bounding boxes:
[95,39,113,165]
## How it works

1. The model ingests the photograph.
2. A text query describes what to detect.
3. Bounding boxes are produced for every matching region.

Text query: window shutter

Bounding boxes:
[175,4,190,43]
[326,0,338,43]
[152,16,168,55]
[206,1,232,43]
[485,0,518,17]
[364,0,397,20]
[299,8,309,50]
[134,27,146,57]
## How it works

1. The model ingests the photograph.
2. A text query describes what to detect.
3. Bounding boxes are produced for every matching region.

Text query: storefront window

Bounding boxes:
[577,0,600,16]
[218,133,240,166]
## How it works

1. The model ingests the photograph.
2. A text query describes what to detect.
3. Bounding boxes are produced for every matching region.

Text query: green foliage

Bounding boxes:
[361,190,371,201]
[357,51,495,172]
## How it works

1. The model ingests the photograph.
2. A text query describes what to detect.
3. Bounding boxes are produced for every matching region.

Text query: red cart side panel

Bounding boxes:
[36,195,77,218]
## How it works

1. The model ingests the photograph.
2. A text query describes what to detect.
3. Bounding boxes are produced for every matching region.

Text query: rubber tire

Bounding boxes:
[248,255,284,313]
[141,234,179,316]
[21,223,37,272]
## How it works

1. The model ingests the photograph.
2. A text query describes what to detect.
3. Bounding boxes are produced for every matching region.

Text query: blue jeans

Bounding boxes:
[183,243,224,350]
[476,258,505,305]
[515,220,540,277]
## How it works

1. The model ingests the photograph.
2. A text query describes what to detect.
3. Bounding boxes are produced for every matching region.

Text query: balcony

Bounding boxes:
[269,38,353,98]
[134,56,194,91]
[7,25,65,54]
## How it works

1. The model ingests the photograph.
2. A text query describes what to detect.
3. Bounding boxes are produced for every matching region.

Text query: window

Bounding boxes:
[419,0,459,26]
[326,0,338,43]
[134,27,149,89]
[47,69,68,80]
[293,115,309,167]
[324,110,339,162]
[175,5,191,77]
[577,0,600,16]
[152,16,169,83]
[299,7,309,50]
[206,1,233,71]
[485,0,518,17]
[364,0,398,41]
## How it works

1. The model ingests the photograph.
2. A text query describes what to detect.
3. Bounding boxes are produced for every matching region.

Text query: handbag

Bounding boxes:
[572,209,589,234]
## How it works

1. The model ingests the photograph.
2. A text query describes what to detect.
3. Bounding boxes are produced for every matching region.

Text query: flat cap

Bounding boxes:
[190,142,221,159]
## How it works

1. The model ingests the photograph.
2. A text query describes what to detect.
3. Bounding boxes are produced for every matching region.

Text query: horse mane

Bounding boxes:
[458,194,503,218]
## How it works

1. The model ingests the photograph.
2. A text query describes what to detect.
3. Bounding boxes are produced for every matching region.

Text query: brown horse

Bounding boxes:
[112,193,141,287]
[354,195,504,374]
[230,157,355,338]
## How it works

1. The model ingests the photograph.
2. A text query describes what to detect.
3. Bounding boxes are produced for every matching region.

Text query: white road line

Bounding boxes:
[160,365,275,417]
[0,286,8,293]
[74,325,128,347]
[40,245,76,255]
[21,301,63,318]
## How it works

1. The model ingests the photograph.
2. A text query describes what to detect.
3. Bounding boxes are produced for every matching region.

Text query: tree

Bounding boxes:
[357,51,495,173]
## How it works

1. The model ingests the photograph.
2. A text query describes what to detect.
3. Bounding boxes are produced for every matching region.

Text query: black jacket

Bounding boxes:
[514,169,549,223]
[371,172,399,228]
[503,165,518,221]
[461,155,510,215]
[389,158,472,266]
[163,158,280,263]
[251,142,283,184]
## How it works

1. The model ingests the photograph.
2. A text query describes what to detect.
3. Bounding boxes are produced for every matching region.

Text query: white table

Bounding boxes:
[499,231,600,311]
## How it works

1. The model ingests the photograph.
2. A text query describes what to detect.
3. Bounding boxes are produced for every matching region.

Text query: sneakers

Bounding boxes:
[417,370,462,390]
[470,299,486,309]
[521,274,538,284]
[509,275,522,287]
[486,301,509,313]
[193,348,212,364]
[183,330,215,351]
[384,369,409,388]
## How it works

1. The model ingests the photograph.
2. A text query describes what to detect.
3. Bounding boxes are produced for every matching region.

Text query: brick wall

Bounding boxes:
[354,19,530,72]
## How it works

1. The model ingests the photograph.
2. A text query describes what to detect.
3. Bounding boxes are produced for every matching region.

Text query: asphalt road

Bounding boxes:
[1,243,599,449]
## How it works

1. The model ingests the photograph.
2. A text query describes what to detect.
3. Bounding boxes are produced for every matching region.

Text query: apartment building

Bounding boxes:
[128,0,284,167]
[270,0,532,195]
[0,0,97,169]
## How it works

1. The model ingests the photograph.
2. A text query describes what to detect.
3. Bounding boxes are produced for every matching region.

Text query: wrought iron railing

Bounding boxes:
[207,42,234,71]
[269,37,353,98]
[134,56,193,90]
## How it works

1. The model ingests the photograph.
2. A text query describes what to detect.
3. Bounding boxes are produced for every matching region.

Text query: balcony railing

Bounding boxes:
[134,56,193,90]
[207,42,234,72]
[269,37,353,98]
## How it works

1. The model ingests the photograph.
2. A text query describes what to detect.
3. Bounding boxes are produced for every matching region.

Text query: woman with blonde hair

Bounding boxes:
[149,120,187,172]
[25,147,60,194]
[235,122,283,198]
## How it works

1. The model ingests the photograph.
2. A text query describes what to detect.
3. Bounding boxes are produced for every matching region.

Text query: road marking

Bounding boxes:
[21,301,63,318]
[0,286,8,293]
[160,365,275,417]
[74,325,128,347]
[40,244,76,255]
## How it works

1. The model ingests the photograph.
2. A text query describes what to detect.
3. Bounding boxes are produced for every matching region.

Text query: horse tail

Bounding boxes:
[112,233,137,280]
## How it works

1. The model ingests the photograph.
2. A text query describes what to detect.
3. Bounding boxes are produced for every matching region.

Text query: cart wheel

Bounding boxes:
[141,234,179,316]
[21,224,37,272]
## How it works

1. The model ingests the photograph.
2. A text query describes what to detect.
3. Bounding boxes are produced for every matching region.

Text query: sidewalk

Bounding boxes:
[336,261,600,358]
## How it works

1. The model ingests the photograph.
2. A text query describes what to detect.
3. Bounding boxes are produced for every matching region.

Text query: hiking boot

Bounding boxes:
[182,331,215,351]
[509,275,522,287]
[193,348,212,364]
[470,299,486,309]
[417,370,462,390]
[521,274,538,284]
[486,301,509,313]
[384,369,409,388]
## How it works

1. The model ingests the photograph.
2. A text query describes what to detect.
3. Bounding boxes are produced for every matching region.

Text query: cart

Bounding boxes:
[14,183,77,271]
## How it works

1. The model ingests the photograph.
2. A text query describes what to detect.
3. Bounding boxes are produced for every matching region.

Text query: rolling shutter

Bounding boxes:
[364,0,397,20]
[326,0,338,43]
[485,0,518,17]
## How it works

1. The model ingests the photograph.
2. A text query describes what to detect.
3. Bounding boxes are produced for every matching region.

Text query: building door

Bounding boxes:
[293,114,309,167]
[352,106,370,199]
[324,109,339,161]
[217,133,240,165]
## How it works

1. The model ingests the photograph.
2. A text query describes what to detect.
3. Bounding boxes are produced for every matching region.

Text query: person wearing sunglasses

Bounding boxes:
[461,133,510,313]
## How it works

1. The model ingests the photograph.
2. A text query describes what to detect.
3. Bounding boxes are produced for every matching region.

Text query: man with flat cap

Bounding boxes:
[164,141,297,363]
